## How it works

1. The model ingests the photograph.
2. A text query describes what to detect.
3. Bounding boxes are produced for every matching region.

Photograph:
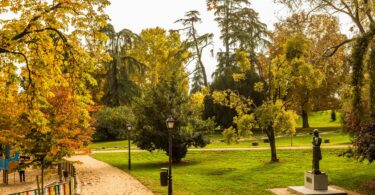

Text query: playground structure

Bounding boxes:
[0,145,20,184]
[7,178,76,195]
[1,144,78,195]
[1,159,78,195]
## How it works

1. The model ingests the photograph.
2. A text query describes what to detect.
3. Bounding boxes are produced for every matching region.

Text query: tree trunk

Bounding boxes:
[41,159,44,195]
[191,23,208,87]
[369,41,375,119]
[267,126,279,162]
[331,110,336,121]
[3,145,9,185]
[302,110,310,128]
[351,34,373,118]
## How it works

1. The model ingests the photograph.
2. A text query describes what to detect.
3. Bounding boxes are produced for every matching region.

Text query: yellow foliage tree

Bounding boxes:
[0,0,110,189]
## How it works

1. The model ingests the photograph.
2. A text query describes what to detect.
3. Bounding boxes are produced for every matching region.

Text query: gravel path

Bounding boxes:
[69,155,153,195]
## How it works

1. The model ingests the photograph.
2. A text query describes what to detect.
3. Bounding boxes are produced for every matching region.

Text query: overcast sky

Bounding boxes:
[105,0,289,82]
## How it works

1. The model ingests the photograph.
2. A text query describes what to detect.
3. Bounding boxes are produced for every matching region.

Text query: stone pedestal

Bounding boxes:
[288,172,347,195]
[288,186,348,195]
[304,172,328,190]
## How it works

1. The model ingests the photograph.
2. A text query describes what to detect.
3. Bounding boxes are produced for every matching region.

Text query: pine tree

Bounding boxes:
[176,10,213,93]
[100,24,146,107]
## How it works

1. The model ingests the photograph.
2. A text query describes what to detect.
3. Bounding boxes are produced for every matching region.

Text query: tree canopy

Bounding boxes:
[0,0,110,164]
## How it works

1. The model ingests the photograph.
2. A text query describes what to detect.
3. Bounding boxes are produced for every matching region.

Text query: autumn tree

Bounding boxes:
[131,28,214,163]
[0,0,110,190]
[276,0,375,163]
[270,12,348,128]
[211,37,313,162]
[175,10,213,93]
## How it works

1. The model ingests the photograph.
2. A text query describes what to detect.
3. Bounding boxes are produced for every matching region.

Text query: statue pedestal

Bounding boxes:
[288,172,347,195]
[288,186,348,195]
[304,172,328,190]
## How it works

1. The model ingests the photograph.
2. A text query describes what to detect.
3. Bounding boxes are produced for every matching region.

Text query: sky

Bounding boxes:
[105,0,289,82]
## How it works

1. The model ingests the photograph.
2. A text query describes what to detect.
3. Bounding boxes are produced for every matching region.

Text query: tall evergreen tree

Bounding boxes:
[208,0,267,76]
[176,10,213,93]
[205,0,267,128]
[100,24,145,107]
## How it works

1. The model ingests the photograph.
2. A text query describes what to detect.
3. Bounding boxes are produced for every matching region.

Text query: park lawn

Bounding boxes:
[88,140,138,150]
[206,132,351,148]
[88,110,346,150]
[296,110,341,128]
[88,132,351,150]
[93,149,375,195]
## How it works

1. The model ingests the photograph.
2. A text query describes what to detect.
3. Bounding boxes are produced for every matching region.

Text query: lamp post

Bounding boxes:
[165,116,175,195]
[127,123,132,170]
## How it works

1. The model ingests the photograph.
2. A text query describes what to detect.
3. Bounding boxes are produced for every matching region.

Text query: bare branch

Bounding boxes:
[321,0,350,15]
[323,38,354,57]
[340,0,365,33]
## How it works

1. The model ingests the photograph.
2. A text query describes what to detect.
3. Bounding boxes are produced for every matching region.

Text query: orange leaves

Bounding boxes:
[0,0,10,7]
[0,0,109,164]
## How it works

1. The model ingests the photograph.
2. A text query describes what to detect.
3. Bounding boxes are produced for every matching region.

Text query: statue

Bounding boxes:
[312,129,322,174]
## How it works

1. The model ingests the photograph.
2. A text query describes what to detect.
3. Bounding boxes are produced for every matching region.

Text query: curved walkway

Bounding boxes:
[92,145,351,154]
[69,155,153,195]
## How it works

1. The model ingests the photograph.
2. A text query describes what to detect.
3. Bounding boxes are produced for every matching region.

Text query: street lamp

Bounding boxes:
[127,123,132,170]
[165,116,175,195]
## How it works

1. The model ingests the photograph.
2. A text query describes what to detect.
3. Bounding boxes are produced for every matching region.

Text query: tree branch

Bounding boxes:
[323,38,354,57]
[12,3,63,41]
[363,0,375,25]
[340,0,365,33]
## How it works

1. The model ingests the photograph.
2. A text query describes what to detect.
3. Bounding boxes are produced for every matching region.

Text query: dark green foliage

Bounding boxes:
[354,120,375,163]
[211,0,267,75]
[93,106,134,141]
[351,35,372,118]
[133,75,214,163]
[369,43,375,119]
[190,66,205,94]
[100,24,146,107]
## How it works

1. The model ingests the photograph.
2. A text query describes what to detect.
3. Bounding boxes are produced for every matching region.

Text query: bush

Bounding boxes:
[354,120,375,163]
[133,77,215,163]
[93,106,134,141]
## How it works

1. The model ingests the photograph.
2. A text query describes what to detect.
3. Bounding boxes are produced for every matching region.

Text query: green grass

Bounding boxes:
[88,132,351,150]
[88,140,137,150]
[206,132,351,148]
[89,110,346,150]
[296,110,341,128]
[93,149,375,195]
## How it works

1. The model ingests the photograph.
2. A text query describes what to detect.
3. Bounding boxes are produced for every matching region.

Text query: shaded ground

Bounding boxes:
[69,155,153,195]
[0,168,59,195]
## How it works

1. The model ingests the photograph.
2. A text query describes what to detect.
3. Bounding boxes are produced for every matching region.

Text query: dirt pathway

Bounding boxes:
[69,155,153,195]
[93,145,351,154]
